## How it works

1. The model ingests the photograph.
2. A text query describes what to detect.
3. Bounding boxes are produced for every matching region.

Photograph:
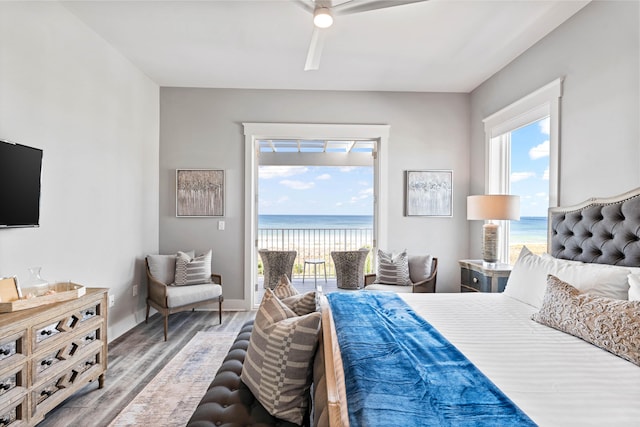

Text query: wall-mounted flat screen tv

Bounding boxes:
[0,140,43,228]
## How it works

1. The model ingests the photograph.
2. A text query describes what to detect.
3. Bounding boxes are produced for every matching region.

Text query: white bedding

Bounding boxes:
[399,292,640,427]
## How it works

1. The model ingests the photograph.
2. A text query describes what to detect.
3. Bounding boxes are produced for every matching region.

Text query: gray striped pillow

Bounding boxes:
[174,250,212,286]
[281,291,317,315]
[241,289,321,424]
[374,249,411,286]
[272,274,299,299]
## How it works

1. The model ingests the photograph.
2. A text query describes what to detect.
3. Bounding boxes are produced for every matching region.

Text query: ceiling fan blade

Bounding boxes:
[334,0,427,15]
[294,0,315,14]
[304,27,327,71]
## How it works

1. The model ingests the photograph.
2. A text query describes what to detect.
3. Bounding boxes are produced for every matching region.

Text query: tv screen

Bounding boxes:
[0,140,43,228]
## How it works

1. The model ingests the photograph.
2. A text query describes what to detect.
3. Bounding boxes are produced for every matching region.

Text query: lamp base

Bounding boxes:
[482,223,499,264]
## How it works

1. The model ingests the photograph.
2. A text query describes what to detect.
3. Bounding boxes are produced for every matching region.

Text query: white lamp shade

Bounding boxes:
[467,195,520,221]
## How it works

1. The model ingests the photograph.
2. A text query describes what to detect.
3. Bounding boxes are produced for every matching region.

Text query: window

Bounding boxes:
[483,79,562,264]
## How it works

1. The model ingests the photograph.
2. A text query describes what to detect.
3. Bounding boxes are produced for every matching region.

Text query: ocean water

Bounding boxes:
[259,215,547,244]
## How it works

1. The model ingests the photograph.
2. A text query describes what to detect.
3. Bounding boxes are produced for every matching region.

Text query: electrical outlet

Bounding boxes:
[132,284,138,297]
[109,295,115,307]
[218,220,225,231]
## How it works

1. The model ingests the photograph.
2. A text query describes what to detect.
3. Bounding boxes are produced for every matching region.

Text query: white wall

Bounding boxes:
[160,88,470,296]
[469,0,640,258]
[0,3,160,340]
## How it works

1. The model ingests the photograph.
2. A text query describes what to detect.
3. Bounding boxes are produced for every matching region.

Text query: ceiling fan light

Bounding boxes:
[313,7,333,28]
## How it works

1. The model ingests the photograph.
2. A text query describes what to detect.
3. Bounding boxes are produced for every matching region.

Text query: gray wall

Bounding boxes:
[160,89,470,297]
[0,3,160,340]
[469,0,640,258]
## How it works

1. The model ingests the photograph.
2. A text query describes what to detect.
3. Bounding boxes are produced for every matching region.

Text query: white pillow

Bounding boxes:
[408,254,433,283]
[505,246,630,308]
[628,274,640,301]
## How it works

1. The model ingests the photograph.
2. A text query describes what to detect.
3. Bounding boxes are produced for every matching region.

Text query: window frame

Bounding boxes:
[482,78,563,262]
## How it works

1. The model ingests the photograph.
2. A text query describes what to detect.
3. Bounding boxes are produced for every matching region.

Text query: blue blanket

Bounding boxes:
[326,292,537,427]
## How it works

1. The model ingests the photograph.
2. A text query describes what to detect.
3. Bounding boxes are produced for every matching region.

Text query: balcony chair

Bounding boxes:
[364,256,438,293]
[258,249,297,290]
[331,248,370,290]
[145,252,223,341]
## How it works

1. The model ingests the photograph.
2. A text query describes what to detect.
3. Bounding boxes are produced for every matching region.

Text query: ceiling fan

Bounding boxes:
[297,0,427,71]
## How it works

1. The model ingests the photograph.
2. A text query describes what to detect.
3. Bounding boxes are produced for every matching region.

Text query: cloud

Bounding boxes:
[339,166,356,173]
[336,202,343,207]
[535,192,547,198]
[511,171,536,182]
[259,166,308,179]
[539,117,550,135]
[358,180,369,186]
[542,168,549,180]
[360,187,373,196]
[279,180,315,190]
[529,140,549,160]
[277,196,289,203]
[316,173,331,180]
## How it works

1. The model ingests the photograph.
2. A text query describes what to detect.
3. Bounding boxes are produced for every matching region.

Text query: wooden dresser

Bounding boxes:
[0,288,108,426]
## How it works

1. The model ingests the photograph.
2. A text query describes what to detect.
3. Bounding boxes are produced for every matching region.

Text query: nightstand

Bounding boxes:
[459,259,512,293]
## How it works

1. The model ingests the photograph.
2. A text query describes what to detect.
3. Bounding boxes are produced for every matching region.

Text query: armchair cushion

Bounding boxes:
[147,251,195,285]
[166,282,222,308]
[373,249,411,286]
[175,250,212,286]
[408,254,433,283]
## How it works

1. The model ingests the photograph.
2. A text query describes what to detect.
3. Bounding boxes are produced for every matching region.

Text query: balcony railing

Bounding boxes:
[258,227,374,278]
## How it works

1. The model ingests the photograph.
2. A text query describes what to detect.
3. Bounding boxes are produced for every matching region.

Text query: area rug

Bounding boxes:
[108,331,239,427]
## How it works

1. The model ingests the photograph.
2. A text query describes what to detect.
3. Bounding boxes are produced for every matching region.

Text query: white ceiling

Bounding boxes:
[62,0,590,93]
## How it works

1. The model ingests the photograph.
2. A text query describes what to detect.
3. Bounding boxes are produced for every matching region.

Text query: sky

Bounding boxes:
[510,117,550,217]
[258,117,549,217]
[259,165,373,215]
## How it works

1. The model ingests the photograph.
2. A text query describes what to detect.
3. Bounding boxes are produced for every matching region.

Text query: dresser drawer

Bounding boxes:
[0,392,27,427]
[461,267,490,292]
[0,365,26,400]
[32,325,104,386]
[31,301,104,352]
[0,333,26,372]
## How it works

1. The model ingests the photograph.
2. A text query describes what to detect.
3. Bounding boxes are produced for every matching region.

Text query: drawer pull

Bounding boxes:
[473,277,479,283]
[41,390,54,397]
[0,348,10,356]
[85,335,95,342]
[85,361,96,366]
[85,311,95,316]
[0,416,9,426]
[40,330,53,336]
[41,359,53,366]
[0,383,10,391]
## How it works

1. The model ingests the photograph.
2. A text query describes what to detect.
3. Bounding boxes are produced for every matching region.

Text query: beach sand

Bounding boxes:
[509,243,547,264]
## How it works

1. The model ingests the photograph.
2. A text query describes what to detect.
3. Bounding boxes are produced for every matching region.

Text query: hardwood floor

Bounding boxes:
[38,310,255,427]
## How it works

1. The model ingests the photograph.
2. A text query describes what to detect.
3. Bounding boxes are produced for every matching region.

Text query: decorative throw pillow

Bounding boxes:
[408,254,433,283]
[374,249,411,286]
[628,274,640,301]
[281,291,317,316]
[532,275,640,366]
[174,250,212,286]
[241,289,321,424]
[272,274,299,299]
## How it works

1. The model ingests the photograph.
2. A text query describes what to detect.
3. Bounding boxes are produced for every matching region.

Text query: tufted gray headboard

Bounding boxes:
[548,187,640,267]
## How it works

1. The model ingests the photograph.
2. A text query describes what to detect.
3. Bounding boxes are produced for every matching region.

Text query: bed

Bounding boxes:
[317,188,640,427]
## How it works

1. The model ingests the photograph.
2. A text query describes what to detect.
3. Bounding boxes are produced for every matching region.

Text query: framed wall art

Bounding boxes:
[176,169,225,217]
[405,170,453,217]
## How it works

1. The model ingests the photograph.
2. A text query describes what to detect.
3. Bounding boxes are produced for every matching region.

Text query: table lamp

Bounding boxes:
[467,194,520,265]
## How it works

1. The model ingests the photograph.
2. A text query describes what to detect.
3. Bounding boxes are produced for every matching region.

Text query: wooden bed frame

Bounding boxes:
[315,186,640,427]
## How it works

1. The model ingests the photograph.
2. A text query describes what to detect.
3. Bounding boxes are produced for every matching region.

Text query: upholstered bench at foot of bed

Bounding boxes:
[187,320,305,427]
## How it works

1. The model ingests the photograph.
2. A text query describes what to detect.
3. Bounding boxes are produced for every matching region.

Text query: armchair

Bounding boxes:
[331,248,370,290]
[145,253,223,341]
[365,257,438,293]
[258,250,297,290]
